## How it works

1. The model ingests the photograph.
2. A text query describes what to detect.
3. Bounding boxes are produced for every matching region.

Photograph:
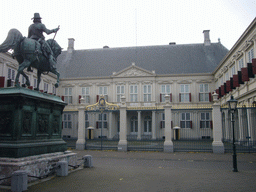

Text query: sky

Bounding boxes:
[0,0,255,51]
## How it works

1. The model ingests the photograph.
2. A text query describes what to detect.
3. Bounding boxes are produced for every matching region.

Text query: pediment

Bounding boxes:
[113,64,155,77]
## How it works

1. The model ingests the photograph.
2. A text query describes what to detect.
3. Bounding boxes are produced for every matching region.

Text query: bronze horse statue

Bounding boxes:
[0,28,62,90]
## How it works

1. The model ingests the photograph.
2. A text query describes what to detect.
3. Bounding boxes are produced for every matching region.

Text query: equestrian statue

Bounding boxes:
[0,13,62,90]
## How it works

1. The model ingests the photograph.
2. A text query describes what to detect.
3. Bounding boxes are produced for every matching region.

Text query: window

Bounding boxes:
[160,85,171,102]
[181,113,192,128]
[248,48,254,63]
[199,84,209,102]
[130,85,138,102]
[8,68,15,80]
[180,84,190,102]
[143,85,151,102]
[99,86,107,95]
[200,112,211,128]
[44,83,48,92]
[63,114,72,129]
[225,72,229,81]
[82,87,90,103]
[97,113,107,128]
[231,65,236,76]
[160,113,165,128]
[131,116,138,133]
[85,113,89,128]
[144,116,152,134]
[52,85,56,95]
[34,78,37,87]
[238,58,244,71]
[117,85,125,102]
[64,87,72,104]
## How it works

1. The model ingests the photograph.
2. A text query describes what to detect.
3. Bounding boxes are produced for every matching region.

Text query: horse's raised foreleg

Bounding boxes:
[20,71,30,87]
[15,60,31,87]
[35,70,42,91]
[51,69,60,88]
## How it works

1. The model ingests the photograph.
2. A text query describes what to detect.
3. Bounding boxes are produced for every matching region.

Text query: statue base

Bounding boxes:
[0,87,67,158]
[0,151,77,186]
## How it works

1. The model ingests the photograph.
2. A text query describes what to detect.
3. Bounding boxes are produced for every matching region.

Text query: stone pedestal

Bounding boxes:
[0,87,67,158]
[0,151,77,186]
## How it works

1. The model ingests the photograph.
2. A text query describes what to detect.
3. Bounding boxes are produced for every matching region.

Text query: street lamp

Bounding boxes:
[227,95,238,172]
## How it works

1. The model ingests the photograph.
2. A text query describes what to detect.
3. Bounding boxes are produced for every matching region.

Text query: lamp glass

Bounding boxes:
[228,96,238,111]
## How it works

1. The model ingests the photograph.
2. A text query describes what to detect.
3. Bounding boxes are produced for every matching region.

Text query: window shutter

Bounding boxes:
[247,63,254,78]
[209,92,212,102]
[61,96,65,101]
[170,93,172,102]
[179,93,181,102]
[200,121,202,128]
[0,76,5,88]
[79,95,81,104]
[171,121,173,128]
[232,74,239,88]
[96,95,99,102]
[28,86,33,90]
[96,121,99,129]
[252,58,256,75]
[160,94,162,102]
[230,78,234,90]
[238,71,244,84]
[210,121,213,129]
[226,80,231,92]
[241,67,249,82]
[221,85,225,96]
[189,93,191,102]
[190,121,192,129]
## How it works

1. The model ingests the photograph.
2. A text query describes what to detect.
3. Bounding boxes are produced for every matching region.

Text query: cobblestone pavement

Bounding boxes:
[1,150,256,192]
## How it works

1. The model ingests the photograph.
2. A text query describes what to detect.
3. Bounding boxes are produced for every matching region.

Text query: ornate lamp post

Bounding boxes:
[227,95,238,172]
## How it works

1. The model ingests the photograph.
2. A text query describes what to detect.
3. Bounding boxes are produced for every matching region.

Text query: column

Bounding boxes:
[118,96,127,151]
[152,111,156,139]
[137,111,141,140]
[76,106,86,150]
[163,94,174,152]
[212,92,224,153]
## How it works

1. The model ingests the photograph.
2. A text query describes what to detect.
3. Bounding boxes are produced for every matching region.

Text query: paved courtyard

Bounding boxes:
[1,150,256,192]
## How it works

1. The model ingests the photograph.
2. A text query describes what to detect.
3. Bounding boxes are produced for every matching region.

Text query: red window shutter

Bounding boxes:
[252,58,256,75]
[221,85,225,96]
[226,80,231,92]
[210,121,213,129]
[179,93,181,102]
[190,121,192,129]
[0,76,5,88]
[96,121,99,129]
[241,67,249,82]
[170,93,172,102]
[160,94,162,102]
[79,95,81,104]
[96,95,99,102]
[61,96,65,101]
[233,74,239,88]
[238,71,244,84]
[28,86,33,90]
[247,63,254,78]
[209,92,212,102]
[189,93,191,102]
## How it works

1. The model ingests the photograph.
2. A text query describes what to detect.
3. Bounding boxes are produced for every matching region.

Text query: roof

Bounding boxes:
[56,43,229,79]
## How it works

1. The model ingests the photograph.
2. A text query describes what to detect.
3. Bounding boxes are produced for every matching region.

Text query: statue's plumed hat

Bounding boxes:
[31,13,42,20]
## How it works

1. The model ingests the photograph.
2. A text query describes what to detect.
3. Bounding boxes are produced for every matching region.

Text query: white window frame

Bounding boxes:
[181,112,191,128]
[98,113,107,128]
[82,87,90,103]
[200,112,211,129]
[44,83,48,92]
[99,86,107,95]
[130,85,138,102]
[231,65,236,76]
[52,85,56,95]
[144,116,152,135]
[117,85,125,102]
[64,87,72,104]
[238,58,244,71]
[248,48,254,63]
[33,78,37,88]
[8,68,15,81]
[160,84,171,102]
[63,113,72,129]
[143,85,151,102]
[199,84,209,102]
[130,116,138,134]
[180,84,190,102]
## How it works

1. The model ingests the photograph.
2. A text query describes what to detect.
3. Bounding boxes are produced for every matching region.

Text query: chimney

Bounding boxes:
[67,38,75,53]
[203,30,211,46]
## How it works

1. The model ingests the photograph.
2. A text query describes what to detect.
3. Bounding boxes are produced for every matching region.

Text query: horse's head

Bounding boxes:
[47,39,62,58]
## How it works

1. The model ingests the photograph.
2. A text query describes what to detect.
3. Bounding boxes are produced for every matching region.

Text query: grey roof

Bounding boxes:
[56,43,229,79]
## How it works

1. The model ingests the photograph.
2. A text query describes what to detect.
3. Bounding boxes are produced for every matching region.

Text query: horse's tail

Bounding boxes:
[0,29,24,53]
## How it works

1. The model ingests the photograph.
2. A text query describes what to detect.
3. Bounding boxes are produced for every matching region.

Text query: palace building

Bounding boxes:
[1,17,255,153]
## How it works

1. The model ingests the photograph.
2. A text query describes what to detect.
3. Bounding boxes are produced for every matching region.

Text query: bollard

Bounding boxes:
[82,155,93,168]
[56,161,68,176]
[11,170,27,192]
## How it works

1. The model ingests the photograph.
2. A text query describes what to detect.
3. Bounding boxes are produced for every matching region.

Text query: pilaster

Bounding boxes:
[118,96,127,151]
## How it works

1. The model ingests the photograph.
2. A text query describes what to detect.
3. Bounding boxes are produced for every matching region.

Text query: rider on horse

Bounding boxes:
[27,13,59,72]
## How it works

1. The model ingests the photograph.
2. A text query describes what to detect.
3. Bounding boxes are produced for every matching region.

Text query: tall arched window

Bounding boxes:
[144,116,152,134]
[131,116,138,134]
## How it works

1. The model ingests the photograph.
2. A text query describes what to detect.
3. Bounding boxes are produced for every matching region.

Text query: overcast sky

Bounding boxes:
[0,0,255,51]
